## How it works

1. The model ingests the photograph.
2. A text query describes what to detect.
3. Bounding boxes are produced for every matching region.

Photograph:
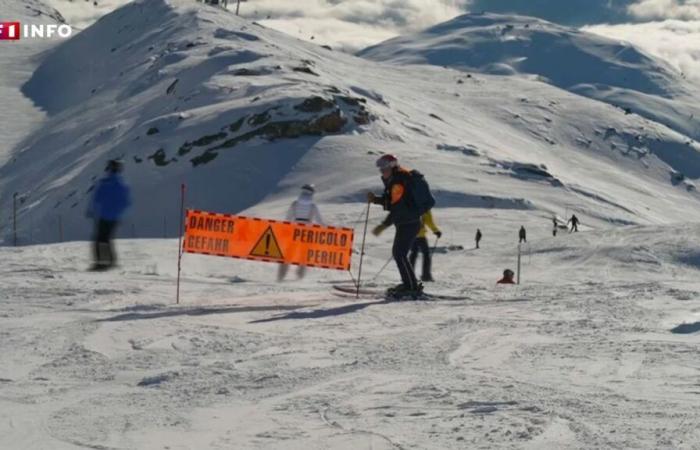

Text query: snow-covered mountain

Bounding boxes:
[467,0,635,26]
[358,13,700,142]
[2,0,700,246]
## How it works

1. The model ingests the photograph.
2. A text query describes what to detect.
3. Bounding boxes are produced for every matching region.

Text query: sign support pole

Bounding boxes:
[176,184,186,305]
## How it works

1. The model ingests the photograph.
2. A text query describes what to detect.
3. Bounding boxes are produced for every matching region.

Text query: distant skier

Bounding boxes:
[552,217,558,237]
[475,228,482,249]
[409,210,442,282]
[568,214,580,233]
[497,269,516,284]
[278,184,323,281]
[368,154,435,299]
[519,226,527,244]
[87,160,131,271]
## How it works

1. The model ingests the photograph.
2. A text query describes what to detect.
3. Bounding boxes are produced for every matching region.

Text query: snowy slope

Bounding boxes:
[0,218,699,448]
[358,13,700,142]
[0,0,66,166]
[3,0,700,246]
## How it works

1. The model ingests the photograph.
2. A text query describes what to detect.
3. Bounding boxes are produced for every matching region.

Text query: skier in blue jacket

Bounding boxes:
[87,160,131,270]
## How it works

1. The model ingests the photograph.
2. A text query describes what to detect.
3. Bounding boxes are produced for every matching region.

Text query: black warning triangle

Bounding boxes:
[250,226,284,260]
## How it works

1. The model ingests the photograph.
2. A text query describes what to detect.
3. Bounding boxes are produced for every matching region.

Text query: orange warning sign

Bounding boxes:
[182,209,354,271]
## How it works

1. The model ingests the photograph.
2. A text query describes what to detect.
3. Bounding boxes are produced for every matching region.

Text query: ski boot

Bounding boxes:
[387,283,424,301]
[386,283,407,296]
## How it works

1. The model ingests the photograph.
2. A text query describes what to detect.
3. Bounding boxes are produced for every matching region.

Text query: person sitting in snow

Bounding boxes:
[497,269,516,284]
[277,184,323,281]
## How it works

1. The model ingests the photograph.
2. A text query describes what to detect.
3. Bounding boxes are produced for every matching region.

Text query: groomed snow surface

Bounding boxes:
[1,210,699,449]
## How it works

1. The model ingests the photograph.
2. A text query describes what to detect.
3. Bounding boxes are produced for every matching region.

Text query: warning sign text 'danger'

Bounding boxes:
[183,210,354,271]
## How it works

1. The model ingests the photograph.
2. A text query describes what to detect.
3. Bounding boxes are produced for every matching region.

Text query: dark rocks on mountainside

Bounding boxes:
[166,79,179,95]
[148,148,176,166]
[146,127,159,135]
[190,110,348,167]
[293,66,319,76]
[295,96,335,113]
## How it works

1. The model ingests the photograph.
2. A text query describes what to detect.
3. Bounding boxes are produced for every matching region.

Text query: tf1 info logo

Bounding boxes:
[0,22,73,40]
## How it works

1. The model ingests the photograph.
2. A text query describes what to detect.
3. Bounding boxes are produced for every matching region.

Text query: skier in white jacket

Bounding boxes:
[278,184,324,281]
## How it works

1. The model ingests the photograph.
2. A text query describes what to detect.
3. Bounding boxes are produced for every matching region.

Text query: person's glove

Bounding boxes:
[372,224,387,236]
[435,230,442,238]
[367,192,377,203]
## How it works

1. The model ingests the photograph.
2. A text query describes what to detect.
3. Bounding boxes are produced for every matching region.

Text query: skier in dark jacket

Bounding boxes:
[475,229,482,249]
[368,154,435,299]
[552,217,558,237]
[568,214,580,233]
[87,160,131,270]
[519,226,527,244]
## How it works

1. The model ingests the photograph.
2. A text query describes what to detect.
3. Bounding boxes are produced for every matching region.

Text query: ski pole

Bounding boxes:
[430,236,440,257]
[356,201,371,298]
[370,255,394,282]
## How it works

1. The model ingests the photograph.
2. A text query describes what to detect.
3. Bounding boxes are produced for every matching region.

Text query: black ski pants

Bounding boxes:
[393,221,421,290]
[409,237,431,280]
[94,219,118,267]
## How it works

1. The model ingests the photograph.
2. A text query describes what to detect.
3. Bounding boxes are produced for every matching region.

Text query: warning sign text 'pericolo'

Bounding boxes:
[182,210,354,271]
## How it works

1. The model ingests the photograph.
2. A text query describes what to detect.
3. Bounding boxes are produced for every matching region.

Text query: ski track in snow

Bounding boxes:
[1,222,700,449]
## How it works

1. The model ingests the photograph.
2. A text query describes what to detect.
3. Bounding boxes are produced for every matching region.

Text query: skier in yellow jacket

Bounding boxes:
[409,210,442,282]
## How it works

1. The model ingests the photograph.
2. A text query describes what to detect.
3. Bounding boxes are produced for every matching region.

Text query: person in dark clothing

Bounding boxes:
[519,226,527,243]
[497,269,516,284]
[87,160,132,271]
[409,210,441,282]
[475,228,482,249]
[568,214,580,233]
[369,154,435,298]
[552,217,558,237]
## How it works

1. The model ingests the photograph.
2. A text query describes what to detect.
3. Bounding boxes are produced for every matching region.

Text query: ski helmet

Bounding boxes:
[376,154,398,170]
[301,184,315,194]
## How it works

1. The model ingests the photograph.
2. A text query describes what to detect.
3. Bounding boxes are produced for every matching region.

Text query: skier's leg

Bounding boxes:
[392,222,421,291]
[409,240,419,271]
[92,220,102,266]
[105,221,118,267]
[95,220,112,267]
[419,237,432,280]
[277,264,289,281]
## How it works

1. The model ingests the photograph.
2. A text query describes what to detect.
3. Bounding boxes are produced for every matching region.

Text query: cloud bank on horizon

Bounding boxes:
[238,0,699,81]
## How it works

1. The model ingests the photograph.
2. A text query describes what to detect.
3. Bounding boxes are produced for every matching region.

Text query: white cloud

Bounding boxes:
[238,0,469,51]
[585,20,700,82]
[628,0,700,20]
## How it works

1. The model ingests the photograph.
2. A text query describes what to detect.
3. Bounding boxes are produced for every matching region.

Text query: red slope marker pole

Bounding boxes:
[176,183,186,305]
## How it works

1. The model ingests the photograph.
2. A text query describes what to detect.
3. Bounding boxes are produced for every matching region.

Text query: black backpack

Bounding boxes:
[409,170,436,216]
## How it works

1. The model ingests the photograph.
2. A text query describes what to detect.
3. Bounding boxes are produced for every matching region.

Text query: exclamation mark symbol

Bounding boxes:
[265,234,271,255]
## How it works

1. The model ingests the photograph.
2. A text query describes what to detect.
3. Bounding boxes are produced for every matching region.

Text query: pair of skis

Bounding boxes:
[331,284,469,301]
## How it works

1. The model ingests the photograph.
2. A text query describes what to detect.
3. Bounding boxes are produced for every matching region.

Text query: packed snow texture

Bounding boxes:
[0,214,699,448]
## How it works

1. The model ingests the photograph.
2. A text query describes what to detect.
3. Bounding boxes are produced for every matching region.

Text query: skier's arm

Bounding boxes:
[423,210,440,234]
[285,202,296,221]
[311,204,324,225]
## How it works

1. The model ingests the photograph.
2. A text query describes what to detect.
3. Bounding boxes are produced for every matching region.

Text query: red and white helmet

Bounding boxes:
[376,154,398,170]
